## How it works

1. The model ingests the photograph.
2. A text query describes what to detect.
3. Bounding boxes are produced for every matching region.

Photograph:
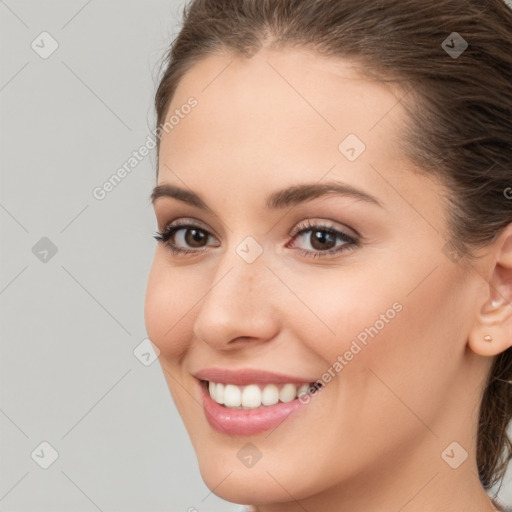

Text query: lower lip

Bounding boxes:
[199,380,307,436]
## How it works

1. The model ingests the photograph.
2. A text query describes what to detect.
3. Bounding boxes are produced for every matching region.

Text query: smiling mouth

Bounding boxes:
[201,379,321,409]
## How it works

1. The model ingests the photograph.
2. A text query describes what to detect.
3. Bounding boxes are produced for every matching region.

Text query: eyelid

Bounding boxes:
[160,217,357,243]
[290,218,360,240]
[155,216,361,262]
[158,216,219,238]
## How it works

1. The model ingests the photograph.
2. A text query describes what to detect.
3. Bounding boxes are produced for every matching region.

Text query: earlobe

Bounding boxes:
[467,223,512,357]
[468,301,512,357]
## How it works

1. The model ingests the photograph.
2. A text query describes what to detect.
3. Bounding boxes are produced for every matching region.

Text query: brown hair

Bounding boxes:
[154,0,512,492]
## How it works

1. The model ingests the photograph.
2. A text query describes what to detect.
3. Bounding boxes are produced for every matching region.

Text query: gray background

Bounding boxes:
[1,1,511,511]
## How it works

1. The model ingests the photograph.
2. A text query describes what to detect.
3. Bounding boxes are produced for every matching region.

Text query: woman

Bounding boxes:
[145,0,512,510]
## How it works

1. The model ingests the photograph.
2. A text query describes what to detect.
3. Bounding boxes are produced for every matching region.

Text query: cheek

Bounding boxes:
[144,258,198,418]
[288,255,468,430]
[144,254,195,359]
[277,265,405,361]
[334,260,468,445]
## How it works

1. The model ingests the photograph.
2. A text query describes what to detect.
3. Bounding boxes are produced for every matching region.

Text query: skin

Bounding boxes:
[144,47,512,512]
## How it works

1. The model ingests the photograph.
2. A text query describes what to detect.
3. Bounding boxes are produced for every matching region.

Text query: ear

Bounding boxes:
[468,222,512,357]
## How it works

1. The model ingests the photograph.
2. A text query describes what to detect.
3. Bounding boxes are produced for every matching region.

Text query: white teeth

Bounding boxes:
[214,382,224,404]
[207,381,311,408]
[241,384,262,408]
[223,384,242,407]
[279,383,297,403]
[297,383,309,397]
[209,381,216,401]
[261,384,279,406]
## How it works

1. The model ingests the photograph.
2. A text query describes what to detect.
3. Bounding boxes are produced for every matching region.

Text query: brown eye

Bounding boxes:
[154,222,219,255]
[288,221,358,260]
[308,229,337,251]
[182,227,209,248]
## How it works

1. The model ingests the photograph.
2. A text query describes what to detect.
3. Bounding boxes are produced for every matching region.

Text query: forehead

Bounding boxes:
[157,48,418,206]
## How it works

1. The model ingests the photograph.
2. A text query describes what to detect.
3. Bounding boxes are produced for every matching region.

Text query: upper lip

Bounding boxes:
[193,367,315,386]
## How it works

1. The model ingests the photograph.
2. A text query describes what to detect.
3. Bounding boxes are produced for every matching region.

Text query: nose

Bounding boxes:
[192,250,280,350]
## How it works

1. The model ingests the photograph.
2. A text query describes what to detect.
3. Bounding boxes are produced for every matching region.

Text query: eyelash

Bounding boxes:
[153,218,358,260]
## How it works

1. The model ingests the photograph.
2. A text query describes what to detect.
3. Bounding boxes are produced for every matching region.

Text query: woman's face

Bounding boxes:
[145,48,489,507]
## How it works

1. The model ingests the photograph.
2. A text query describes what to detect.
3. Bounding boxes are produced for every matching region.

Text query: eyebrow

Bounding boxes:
[150,180,383,210]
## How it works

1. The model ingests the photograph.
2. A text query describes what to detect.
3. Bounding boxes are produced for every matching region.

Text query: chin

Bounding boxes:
[194,444,331,506]
[198,463,294,505]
